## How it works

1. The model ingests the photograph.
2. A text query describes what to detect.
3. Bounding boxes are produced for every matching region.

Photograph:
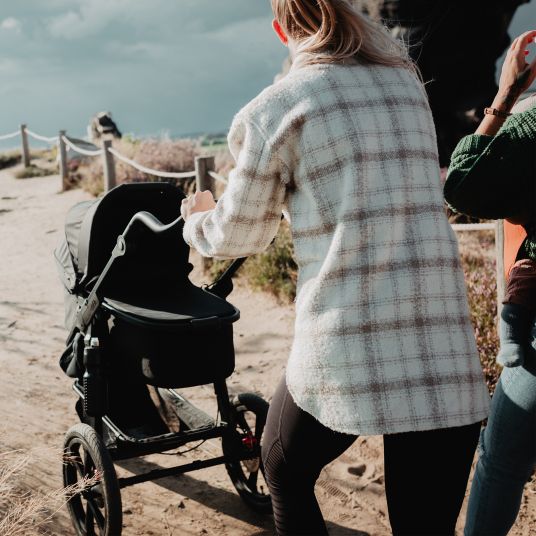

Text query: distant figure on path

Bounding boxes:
[88,111,122,142]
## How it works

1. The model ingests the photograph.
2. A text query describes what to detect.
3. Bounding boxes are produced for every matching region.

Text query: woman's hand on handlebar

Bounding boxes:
[181,190,216,221]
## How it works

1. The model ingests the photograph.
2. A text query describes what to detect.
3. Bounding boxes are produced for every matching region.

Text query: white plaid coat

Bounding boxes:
[184,59,490,435]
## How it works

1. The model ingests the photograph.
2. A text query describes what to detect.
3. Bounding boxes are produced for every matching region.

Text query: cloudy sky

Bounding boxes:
[0,0,287,141]
[0,1,534,143]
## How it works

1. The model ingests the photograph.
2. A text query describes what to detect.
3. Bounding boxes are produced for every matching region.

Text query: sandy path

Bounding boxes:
[0,168,534,535]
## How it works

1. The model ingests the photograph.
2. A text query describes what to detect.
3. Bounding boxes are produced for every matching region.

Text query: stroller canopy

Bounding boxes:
[55,182,237,329]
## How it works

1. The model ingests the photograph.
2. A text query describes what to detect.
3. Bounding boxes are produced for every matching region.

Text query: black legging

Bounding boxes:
[262,378,481,536]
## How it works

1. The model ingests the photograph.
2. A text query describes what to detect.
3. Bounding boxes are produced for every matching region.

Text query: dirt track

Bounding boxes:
[1,168,534,535]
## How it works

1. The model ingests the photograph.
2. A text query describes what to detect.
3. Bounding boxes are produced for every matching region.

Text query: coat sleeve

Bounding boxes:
[183,115,288,259]
[443,109,536,221]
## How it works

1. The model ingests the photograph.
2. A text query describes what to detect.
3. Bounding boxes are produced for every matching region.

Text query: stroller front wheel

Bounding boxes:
[63,423,122,535]
[223,393,272,514]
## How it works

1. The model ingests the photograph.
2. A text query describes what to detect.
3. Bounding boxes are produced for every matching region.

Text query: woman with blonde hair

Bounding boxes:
[181,1,490,534]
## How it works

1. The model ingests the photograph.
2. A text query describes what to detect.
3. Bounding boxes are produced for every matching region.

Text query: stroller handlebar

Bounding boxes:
[123,211,183,237]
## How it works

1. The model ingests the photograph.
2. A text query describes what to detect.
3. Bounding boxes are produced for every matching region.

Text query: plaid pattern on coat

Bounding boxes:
[184,59,490,435]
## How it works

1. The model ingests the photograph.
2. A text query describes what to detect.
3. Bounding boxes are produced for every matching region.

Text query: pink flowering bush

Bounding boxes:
[74,137,206,196]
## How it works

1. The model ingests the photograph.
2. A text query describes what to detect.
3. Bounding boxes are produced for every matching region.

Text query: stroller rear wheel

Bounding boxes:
[223,393,272,514]
[63,424,122,535]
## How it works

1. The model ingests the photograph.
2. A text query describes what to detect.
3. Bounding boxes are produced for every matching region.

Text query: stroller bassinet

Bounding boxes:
[55,182,239,388]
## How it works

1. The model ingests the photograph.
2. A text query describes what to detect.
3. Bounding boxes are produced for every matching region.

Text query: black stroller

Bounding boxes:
[55,182,271,535]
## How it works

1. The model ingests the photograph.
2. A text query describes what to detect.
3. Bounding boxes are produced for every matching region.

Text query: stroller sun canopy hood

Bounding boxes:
[57,182,189,294]
[77,182,188,288]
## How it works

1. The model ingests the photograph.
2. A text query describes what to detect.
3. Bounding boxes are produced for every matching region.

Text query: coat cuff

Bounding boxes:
[182,210,210,251]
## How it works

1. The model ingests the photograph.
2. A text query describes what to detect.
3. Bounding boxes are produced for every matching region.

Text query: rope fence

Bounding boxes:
[25,129,58,144]
[108,147,196,179]
[61,136,103,157]
[0,123,219,193]
[0,130,20,141]
[450,223,495,231]
[208,170,228,185]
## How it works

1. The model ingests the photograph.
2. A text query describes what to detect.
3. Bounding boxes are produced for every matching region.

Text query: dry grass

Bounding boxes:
[71,137,228,196]
[0,149,55,172]
[14,165,56,179]
[0,152,21,170]
[0,448,99,536]
[68,136,234,197]
[457,231,501,392]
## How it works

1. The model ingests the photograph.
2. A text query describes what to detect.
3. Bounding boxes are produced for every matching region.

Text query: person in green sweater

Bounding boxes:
[444,29,536,536]
[446,106,536,366]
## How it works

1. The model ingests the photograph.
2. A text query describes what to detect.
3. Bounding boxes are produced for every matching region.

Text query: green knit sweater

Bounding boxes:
[444,104,536,260]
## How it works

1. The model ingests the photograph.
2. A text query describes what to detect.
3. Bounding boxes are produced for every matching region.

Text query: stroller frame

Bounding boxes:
[71,377,259,486]
[61,205,271,535]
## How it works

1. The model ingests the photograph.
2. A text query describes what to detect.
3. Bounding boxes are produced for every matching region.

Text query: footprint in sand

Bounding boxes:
[347,462,367,477]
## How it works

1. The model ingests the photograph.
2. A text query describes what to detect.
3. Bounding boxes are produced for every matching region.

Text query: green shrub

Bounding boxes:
[207,221,297,303]
[14,165,56,179]
[244,222,298,302]
[0,152,21,170]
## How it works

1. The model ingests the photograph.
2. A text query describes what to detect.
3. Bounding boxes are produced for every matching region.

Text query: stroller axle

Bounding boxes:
[118,454,234,489]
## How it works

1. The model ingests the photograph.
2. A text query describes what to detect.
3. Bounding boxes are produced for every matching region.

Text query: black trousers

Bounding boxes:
[262,378,481,536]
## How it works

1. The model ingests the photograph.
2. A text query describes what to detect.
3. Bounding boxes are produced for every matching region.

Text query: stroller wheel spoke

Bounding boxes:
[224,393,272,513]
[85,506,95,535]
[83,449,95,477]
[246,468,259,490]
[236,413,250,433]
[254,418,264,440]
[73,455,85,480]
[86,494,106,532]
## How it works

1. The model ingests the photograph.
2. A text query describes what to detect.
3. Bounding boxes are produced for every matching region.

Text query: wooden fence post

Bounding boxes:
[195,155,215,195]
[102,139,116,192]
[20,124,30,168]
[495,219,505,318]
[195,156,215,272]
[58,130,68,191]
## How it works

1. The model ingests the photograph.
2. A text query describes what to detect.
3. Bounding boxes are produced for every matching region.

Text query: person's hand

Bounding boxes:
[495,30,536,112]
[181,190,216,221]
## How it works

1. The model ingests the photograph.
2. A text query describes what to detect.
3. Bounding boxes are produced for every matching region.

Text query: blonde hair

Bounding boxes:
[271,0,415,73]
